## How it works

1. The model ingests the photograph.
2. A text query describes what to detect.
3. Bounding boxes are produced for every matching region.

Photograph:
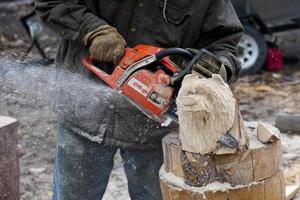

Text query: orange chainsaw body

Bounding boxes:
[83,45,177,119]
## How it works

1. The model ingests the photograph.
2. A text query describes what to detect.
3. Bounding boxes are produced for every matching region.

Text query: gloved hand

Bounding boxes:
[82,25,126,65]
[185,48,228,82]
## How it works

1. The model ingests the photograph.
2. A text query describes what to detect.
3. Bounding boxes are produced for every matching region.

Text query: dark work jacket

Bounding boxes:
[35,0,244,149]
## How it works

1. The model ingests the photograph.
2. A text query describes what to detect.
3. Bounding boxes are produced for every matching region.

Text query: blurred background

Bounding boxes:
[0,0,299,199]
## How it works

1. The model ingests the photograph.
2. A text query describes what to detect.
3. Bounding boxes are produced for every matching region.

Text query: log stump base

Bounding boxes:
[160,168,285,200]
[160,122,286,200]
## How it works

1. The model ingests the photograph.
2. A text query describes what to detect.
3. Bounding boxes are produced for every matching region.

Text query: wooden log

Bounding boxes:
[275,113,300,134]
[160,168,286,200]
[0,116,19,200]
[162,122,283,186]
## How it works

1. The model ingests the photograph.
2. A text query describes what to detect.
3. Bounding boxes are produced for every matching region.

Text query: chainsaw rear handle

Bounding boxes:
[154,48,211,83]
[155,48,194,60]
[171,49,209,83]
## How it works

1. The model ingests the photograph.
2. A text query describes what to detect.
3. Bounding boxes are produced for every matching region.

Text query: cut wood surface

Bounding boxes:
[176,74,236,154]
[286,185,300,200]
[0,116,19,200]
[215,102,249,155]
[162,133,183,178]
[275,113,300,134]
[160,168,286,200]
[162,121,282,186]
[257,121,280,144]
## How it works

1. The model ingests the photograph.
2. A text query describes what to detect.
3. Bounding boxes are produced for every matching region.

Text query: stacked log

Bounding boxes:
[0,116,19,200]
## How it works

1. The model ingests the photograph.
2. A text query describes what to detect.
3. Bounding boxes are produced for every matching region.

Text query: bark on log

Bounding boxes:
[275,113,300,134]
[180,152,224,187]
[0,116,19,200]
[162,122,282,186]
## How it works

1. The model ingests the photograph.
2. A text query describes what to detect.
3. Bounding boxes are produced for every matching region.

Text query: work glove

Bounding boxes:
[185,48,228,82]
[82,25,126,65]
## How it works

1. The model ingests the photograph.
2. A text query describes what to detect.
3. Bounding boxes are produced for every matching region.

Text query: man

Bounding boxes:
[35,0,243,199]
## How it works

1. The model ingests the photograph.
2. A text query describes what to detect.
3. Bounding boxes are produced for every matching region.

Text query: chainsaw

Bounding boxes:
[82,44,221,126]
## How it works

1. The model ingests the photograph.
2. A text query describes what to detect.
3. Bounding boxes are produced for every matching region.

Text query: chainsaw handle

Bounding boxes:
[155,48,194,60]
[172,49,207,83]
[82,56,118,88]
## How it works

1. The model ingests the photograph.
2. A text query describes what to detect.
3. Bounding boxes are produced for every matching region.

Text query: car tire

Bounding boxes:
[238,25,268,76]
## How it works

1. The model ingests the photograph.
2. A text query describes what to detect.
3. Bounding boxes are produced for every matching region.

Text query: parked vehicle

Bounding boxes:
[232,0,300,75]
[3,0,300,75]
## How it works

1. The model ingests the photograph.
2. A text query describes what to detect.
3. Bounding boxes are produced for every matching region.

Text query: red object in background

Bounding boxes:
[265,47,284,72]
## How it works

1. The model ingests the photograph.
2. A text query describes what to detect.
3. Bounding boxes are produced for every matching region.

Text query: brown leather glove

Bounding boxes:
[83,25,126,65]
[185,49,228,82]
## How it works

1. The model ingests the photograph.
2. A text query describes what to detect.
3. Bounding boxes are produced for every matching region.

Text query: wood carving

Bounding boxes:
[176,74,237,154]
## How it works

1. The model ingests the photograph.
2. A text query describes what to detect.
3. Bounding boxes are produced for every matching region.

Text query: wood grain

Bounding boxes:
[0,116,19,200]
[162,122,282,186]
[160,169,286,200]
[177,75,236,154]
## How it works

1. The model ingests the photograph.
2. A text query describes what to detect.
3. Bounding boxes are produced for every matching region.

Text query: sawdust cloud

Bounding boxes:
[0,55,149,200]
[0,56,163,144]
[0,56,114,110]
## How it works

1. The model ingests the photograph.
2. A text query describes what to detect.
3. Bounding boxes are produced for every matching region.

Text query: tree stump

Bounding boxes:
[160,122,285,200]
[0,116,19,200]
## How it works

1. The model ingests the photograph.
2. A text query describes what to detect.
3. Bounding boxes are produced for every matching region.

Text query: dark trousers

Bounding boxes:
[52,124,163,200]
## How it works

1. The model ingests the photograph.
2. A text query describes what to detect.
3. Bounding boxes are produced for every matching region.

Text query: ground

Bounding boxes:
[0,2,300,200]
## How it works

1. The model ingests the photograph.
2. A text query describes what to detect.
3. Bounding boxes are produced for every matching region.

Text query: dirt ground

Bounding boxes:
[0,3,300,200]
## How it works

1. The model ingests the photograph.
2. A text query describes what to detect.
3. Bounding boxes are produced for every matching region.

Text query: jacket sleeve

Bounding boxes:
[197,0,244,83]
[34,0,108,41]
